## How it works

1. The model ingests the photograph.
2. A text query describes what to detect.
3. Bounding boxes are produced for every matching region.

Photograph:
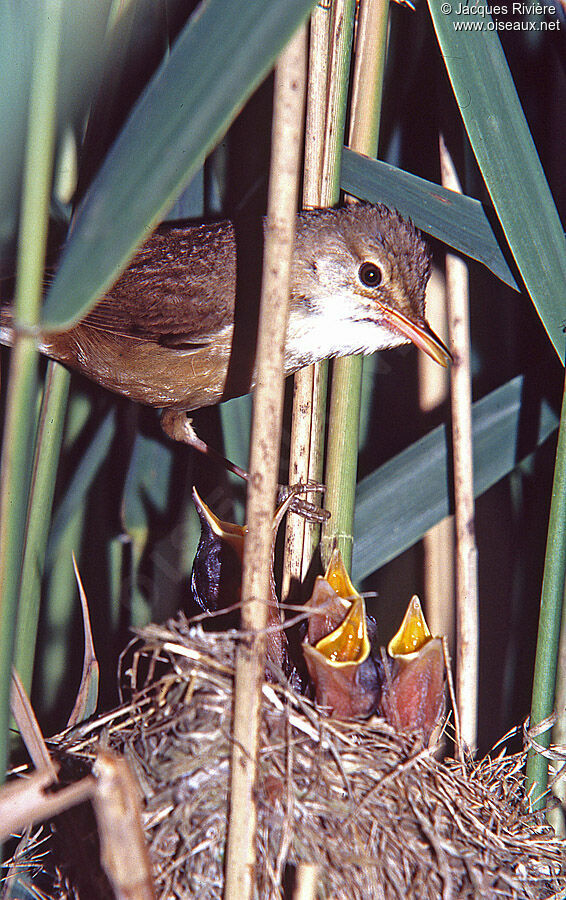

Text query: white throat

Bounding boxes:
[285,300,407,369]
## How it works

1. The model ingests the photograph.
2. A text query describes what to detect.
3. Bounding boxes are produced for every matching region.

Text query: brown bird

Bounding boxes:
[0,203,450,418]
[189,487,314,686]
[189,487,247,623]
[189,489,289,670]
[302,548,382,719]
[379,595,445,742]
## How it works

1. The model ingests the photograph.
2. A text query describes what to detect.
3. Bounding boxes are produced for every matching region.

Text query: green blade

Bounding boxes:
[43,0,317,328]
[46,408,117,564]
[341,148,518,290]
[0,0,113,262]
[352,373,559,581]
[428,0,566,362]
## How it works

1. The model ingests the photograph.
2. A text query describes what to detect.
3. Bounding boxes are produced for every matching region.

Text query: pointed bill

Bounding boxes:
[305,576,351,646]
[192,487,246,556]
[314,596,370,665]
[381,305,452,367]
[323,546,360,601]
[388,595,432,659]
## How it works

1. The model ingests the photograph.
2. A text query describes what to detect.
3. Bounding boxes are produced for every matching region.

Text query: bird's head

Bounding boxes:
[290,203,451,368]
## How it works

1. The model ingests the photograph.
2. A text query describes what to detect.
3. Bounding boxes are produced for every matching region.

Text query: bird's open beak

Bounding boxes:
[324,546,359,601]
[192,487,246,557]
[387,594,432,659]
[302,550,381,718]
[314,595,370,664]
[380,596,445,740]
[303,595,381,718]
[381,306,452,368]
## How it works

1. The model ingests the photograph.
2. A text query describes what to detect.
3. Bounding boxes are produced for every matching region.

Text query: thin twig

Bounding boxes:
[321,0,388,570]
[282,3,334,599]
[443,635,463,764]
[440,134,479,751]
[224,27,308,900]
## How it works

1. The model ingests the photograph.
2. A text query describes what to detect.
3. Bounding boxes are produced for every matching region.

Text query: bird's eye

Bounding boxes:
[358,262,382,288]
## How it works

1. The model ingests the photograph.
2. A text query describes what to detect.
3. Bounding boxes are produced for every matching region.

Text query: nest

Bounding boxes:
[28,615,566,899]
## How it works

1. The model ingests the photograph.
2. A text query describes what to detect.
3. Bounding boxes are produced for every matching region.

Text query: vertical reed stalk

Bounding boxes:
[0,1,63,783]
[15,362,70,696]
[283,0,360,591]
[526,372,566,811]
[549,589,566,833]
[418,271,453,643]
[321,0,389,571]
[318,0,356,203]
[224,27,307,899]
[282,4,331,598]
[440,135,478,749]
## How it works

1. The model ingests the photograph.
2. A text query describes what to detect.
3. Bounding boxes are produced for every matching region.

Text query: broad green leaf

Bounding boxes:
[428,0,566,362]
[43,0,317,327]
[352,373,559,581]
[73,0,170,201]
[46,409,116,564]
[0,0,112,262]
[122,429,174,562]
[341,148,518,290]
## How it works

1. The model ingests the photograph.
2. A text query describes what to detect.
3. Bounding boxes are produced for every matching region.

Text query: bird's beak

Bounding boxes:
[314,595,369,664]
[380,595,445,740]
[387,594,432,659]
[191,488,297,680]
[305,576,351,646]
[381,306,452,368]
[323,546,359,600]
[303,595,381,718]
[304,546,365,645]
[302,549,381,718]
[192,487,246,558]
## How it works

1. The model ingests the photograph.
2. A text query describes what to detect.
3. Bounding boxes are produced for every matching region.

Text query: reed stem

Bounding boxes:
[440,135,478,750]
[321,0,389,571]
[526,369,566,811]
[0,2,63,783]
[224,27,307,899]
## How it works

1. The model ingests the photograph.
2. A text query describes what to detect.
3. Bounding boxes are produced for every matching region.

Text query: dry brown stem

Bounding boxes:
[440,134,479,751]
[225,27,308,900]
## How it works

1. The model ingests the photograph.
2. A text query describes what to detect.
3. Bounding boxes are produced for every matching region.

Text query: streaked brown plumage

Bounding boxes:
[0,204,450,412]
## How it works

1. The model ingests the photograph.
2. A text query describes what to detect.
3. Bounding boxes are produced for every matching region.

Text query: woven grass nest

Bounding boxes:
[30,613,565,900]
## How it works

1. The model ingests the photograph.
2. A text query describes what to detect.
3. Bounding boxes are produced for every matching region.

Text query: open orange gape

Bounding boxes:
[302,550,445,739]
[188,491,446,740]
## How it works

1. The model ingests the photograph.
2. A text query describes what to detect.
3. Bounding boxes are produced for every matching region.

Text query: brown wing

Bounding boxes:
[82,220,238,348]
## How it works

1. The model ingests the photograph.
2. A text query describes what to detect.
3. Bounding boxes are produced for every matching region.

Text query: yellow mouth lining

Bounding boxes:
[323,547,360,601]
[388,595,432,659]
[314,596,370,665]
